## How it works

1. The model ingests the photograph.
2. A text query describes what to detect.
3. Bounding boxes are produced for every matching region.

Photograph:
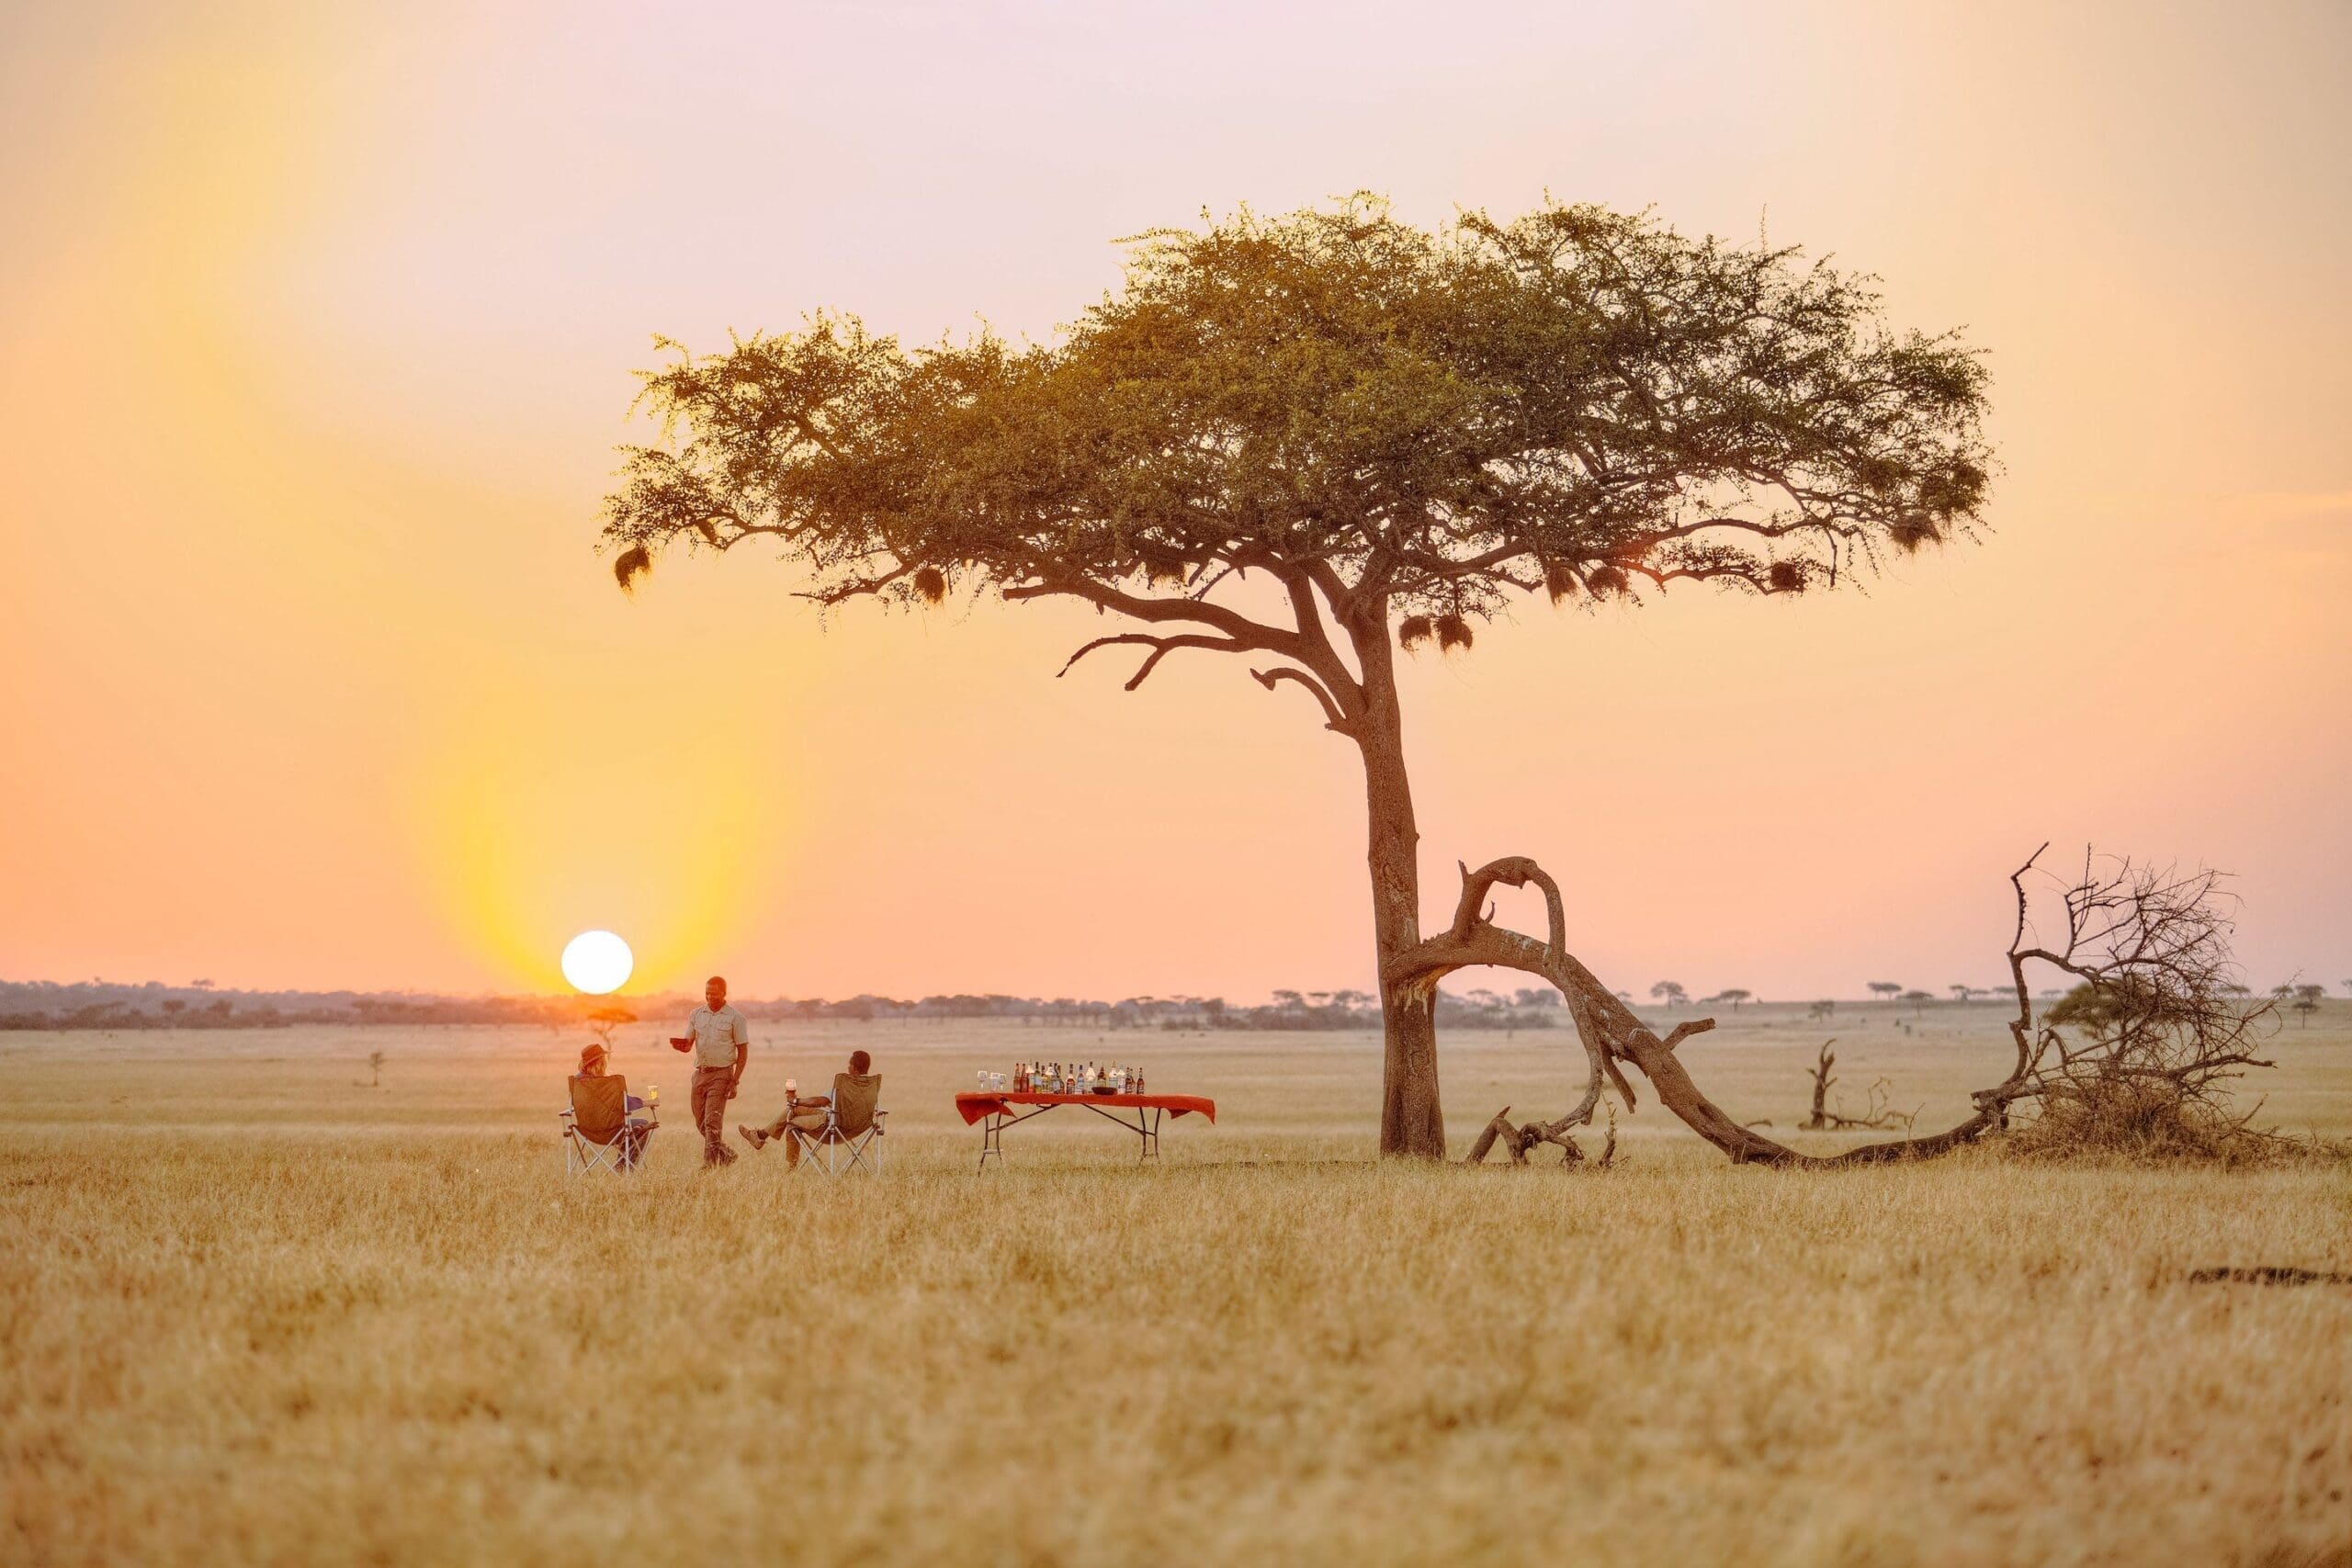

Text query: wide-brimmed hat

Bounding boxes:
[579,1042,609,1072]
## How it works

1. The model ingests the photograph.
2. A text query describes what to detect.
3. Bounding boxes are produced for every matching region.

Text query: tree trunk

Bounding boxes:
[1353,626,1445,1158]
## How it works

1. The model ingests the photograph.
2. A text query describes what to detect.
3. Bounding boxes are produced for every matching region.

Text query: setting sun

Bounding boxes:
[559,930,632,995]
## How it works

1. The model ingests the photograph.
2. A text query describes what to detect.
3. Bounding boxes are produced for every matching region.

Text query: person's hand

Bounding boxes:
[726,1081,739,1100]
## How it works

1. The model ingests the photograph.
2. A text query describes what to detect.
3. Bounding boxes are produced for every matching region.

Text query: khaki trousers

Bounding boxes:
[690,1066,736,1165]
[763,1107,828,1166]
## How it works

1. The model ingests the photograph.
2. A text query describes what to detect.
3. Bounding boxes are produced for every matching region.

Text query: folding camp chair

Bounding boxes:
[560,1074,657,1176]
[786,1072,886,1176]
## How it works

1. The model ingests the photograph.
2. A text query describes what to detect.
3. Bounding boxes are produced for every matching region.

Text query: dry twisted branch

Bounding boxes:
[1414,843,2274,1168]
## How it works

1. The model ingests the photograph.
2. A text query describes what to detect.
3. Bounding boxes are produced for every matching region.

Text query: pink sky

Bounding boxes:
[2,0,2346,1001]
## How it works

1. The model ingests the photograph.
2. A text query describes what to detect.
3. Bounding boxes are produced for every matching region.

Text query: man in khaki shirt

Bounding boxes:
[679,976,750,1167]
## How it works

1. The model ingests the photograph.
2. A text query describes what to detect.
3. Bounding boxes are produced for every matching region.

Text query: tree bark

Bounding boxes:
[1353,620,1445,1158]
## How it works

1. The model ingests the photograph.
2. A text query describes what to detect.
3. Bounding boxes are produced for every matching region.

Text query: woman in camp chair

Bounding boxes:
[741,1049,876,1168]
[568,1043,654,1168]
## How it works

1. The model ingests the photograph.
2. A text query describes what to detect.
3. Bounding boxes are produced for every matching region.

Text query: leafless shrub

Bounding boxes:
[1802,1040,1917,1132]
[1987,848,2290,1164]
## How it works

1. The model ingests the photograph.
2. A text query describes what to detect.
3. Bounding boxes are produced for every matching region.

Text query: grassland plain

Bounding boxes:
[5,1004,2349,1567]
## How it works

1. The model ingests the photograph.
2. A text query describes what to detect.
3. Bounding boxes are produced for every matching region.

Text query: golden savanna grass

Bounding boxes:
[6,1005,2349,1566]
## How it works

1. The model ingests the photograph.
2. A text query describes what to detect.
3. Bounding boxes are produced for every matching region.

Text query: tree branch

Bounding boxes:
[1057,632,1252,691]
[1006,572,1303,658]
[1250,667,1354,735]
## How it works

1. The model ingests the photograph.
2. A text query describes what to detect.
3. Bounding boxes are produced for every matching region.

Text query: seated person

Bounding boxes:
[571,1042,653,1163]
[741,1048,871,1167]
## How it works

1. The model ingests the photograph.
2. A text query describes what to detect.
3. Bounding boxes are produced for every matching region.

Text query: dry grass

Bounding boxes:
[5,1004,2350,1566]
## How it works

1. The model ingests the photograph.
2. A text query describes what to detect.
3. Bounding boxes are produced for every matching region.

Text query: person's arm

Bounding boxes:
[727,1017,750,1099]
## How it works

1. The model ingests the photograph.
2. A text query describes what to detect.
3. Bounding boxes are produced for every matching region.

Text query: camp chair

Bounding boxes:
[786,1072,886,1176]
[560,1074,657,1176]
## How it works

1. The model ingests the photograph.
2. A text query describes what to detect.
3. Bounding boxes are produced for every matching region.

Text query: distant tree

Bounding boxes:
[1867,982,1904,1003]
[1899,988,1933,1015]
[1949,984,1975,1002]
[160,998,186,1021]
[1808,999,1836,1022]
[587,1006,637,1053]
[1650,980,1690,1009]
[1272,990,1306,1010]
[1717,987,1753,1012]
[2292,983,2324,1026]
[365,1049,385,1089]
[602,196,1990,1157]
[2044,978,2164,1042]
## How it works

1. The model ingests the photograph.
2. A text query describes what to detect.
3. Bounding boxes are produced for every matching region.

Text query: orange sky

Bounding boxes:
[3,0,2346,1002]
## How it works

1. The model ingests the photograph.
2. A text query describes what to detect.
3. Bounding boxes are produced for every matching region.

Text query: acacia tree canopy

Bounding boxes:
[600,196,1991,703]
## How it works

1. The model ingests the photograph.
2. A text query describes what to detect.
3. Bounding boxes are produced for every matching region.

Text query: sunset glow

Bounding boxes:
[1,2,2345,1001]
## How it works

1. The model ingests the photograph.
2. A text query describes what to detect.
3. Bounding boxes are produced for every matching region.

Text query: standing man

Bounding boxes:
[679,976,750,1168]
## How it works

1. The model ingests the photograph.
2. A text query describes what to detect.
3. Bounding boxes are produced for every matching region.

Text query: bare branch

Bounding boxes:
[1250,666,1355,735]
[1056,632,1252,691]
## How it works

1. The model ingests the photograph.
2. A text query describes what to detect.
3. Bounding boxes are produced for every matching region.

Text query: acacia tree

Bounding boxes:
[599,197,1991,1157]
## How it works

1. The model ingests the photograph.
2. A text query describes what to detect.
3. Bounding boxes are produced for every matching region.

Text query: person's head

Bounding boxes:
[705,976,728,1010]
[578,1042,608,1077]
[849,1049,872,1076]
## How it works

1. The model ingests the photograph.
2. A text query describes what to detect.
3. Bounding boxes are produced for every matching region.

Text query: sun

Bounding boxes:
[560,930,633,994]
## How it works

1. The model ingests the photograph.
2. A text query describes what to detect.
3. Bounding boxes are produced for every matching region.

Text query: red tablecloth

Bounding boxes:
[954,1090,1216,1126]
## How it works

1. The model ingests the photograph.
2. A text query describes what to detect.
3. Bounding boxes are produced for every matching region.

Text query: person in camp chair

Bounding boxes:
[741,1048,872,1168]
[571,1042,653,1165]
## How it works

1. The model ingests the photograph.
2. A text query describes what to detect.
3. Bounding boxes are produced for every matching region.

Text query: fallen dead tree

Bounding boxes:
[1434,845,2280,1167]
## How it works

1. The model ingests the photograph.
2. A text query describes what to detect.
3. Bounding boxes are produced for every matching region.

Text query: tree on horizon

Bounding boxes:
[599,196,1990,1156]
